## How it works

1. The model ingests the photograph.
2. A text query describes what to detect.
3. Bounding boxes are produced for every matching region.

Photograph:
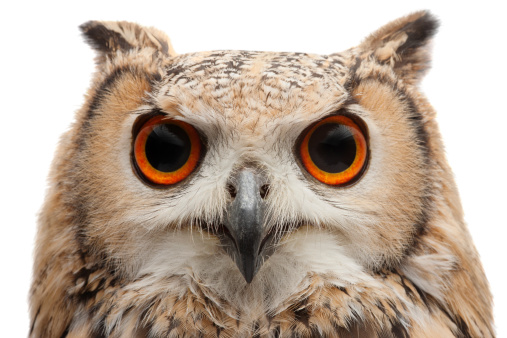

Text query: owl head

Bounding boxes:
[72,11,434,280]
[31,10,493,337]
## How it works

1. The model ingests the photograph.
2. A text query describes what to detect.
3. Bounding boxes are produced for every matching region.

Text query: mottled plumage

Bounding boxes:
[30,11,493,337]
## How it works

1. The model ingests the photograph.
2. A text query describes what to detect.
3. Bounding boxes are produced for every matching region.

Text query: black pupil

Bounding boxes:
[308,122,357,173]
[145,124,191,172]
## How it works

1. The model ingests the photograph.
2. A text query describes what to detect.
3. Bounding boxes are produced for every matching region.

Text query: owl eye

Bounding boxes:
[133,115,201,185]
[299,115,368,186]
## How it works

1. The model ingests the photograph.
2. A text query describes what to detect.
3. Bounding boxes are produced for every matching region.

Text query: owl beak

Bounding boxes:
[220,169,274,283]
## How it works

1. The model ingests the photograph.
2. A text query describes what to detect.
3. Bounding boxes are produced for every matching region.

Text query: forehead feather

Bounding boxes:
[156,50,350,125]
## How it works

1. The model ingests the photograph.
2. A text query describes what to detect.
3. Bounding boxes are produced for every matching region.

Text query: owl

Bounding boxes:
[30,11,494,337]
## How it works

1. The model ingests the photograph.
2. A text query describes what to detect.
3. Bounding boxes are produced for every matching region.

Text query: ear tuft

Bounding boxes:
[80,21,176,63]
[358,11,439,84]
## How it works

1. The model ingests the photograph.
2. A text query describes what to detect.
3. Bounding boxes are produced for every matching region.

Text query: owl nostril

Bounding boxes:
[227,183,237,199]
[260,184,270,199]
[226,171,269,200]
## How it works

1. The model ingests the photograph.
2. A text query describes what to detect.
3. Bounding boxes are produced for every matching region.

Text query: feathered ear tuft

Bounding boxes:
[358,11,439,85]
[80,21,176,64]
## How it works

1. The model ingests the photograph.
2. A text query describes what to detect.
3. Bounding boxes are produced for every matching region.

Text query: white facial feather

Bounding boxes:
[134,228,372,317]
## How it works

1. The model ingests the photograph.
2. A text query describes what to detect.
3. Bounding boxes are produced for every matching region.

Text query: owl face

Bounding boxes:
[31,13,494,337]
[69,17,434,309]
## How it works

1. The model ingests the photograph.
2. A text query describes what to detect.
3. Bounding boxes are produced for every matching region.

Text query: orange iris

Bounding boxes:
[300,115,367,186]
[134,115,201,185]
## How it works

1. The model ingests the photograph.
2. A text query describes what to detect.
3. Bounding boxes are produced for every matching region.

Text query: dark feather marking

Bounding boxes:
[330,319,342,333]
[456,316,472,338]
[134,325,152,337]
[79,66,157,151]
[397,81,435,254]
[376,301,388,317]
[397,272,415,300]
[294,306,310,329]
[401,91,430,156]
[272,325,281,338]
[76,274,107,304]
[89,299,105,318]
[29,305,41,335]
[80,21,133,55]
[434,301,464,334]
[330,57,345,67]
[165,63,195,85]
[91,331,107,338]
[121,305,134,319]
[343,57,362,92]
[152,35,169,55]
[390,321,410,338]
[332,320,356,337]
[215,323,222,337]
[347,70,431,157]
[78,280,106,303]
[309,326,324,337]
[252,321,260,338]
[74,66,129,156]
[355,297,365,309]
[396,13,439,60]
[91,320,107,338]
[71,199,93,250]
[139,304,154,328]
[149,72,162,86]
[266,313,274,329]
[292,297,310,329]
[386,300,406,326]
[86,66,131,120]
[335,285,349,296]
[409,279,430,310]
[59,325,69,338]
[167,314,180,334]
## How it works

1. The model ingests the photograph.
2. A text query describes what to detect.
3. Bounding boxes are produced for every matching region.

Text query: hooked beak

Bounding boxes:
[218,169,275,283]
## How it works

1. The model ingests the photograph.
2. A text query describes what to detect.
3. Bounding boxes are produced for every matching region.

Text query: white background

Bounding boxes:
[1,0,505,336]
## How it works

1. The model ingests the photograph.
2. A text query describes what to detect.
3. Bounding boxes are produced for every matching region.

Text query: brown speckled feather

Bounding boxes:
[30,11,493,337]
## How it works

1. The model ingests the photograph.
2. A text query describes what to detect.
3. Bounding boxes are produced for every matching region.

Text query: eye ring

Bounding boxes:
[133,115,201,185]
[299,114,368,186]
